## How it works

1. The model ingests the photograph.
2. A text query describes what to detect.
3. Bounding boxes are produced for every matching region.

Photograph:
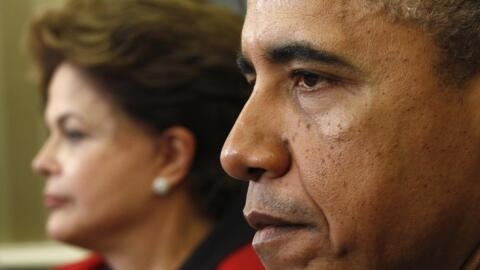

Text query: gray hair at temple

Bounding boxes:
[370,0,479,85]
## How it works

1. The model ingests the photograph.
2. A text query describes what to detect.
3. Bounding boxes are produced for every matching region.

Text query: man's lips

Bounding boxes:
[245,210,315,248]
[245,211,308,230]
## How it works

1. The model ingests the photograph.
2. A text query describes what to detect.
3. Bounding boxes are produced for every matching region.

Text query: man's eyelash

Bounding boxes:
[290,70,340,89]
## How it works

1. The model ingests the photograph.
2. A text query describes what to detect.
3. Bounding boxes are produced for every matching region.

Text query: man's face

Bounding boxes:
[221,1,480,269]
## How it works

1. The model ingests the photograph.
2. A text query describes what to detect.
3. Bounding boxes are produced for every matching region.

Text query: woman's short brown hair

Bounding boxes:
[27,0,248,220]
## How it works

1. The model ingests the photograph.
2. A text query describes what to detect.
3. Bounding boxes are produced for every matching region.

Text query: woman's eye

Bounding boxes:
[64,130,86,143]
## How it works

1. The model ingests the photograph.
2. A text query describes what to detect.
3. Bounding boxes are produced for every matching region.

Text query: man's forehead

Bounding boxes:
[246,0,379,25]
[248,0,344,15]
[241,0,440,90]
[247,0,382,15]
[242,0,379,56]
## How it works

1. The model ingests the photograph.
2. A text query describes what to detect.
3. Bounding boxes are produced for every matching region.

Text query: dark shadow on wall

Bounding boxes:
[211,0,246,15]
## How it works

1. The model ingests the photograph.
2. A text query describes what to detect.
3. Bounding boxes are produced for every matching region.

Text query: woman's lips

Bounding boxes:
[44,194,68,209]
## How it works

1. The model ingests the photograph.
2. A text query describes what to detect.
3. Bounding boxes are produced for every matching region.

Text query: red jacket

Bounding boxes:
[56,244,262,270]
[55,198,263,270]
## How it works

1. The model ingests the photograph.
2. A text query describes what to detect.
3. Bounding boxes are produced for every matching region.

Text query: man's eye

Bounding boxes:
[291,70,338,91]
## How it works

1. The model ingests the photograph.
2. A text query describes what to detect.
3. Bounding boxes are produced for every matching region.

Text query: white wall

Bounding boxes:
[211,0,246,14]
[0,0,48,243]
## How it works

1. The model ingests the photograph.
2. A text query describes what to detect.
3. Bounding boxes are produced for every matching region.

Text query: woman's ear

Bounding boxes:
[153,126,196,189]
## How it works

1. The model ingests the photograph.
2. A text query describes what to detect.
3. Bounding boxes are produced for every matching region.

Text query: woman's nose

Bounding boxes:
[221,89,291,182]
[32,138,60,178]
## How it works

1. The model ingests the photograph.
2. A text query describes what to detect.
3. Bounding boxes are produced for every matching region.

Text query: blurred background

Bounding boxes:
[0,0,245,269]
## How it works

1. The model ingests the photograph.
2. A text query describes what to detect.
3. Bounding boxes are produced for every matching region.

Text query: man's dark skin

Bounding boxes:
[221,0,480,269]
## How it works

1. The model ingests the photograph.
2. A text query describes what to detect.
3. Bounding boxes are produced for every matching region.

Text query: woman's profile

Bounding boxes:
[28,0,262,269]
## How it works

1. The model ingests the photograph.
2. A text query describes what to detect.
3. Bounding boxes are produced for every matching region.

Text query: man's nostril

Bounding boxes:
[247,167,265,181]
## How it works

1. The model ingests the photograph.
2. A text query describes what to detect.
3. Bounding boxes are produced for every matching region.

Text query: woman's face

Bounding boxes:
[32,62,163,246]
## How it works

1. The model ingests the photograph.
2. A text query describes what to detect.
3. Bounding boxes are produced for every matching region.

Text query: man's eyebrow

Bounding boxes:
[237,53,255,75]
[267,42,355,70]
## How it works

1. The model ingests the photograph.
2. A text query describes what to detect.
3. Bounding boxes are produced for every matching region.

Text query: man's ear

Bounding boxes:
[466,74,480,138]
[154,126,196,189]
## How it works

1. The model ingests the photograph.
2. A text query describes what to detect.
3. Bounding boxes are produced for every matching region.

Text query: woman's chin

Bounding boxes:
[47,218,67,242]
[46,211,107,250]
[46,211,78,244]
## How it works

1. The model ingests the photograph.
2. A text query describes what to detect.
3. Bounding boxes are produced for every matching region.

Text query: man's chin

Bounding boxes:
[253,226,329,269]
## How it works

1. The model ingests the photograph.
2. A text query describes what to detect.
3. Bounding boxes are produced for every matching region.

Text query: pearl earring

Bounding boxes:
[152,177,170,196]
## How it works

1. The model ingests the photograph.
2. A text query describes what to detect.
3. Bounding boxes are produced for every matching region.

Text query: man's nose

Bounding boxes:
[221,87,291,182]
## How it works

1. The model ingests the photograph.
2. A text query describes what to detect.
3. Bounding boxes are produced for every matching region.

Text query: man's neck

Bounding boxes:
[461,242,480,270]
